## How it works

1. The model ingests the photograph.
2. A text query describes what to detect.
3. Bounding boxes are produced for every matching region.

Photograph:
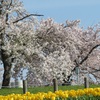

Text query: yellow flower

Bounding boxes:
[76,89,85,96]
[68,90,77,98]
[51,96,56,100]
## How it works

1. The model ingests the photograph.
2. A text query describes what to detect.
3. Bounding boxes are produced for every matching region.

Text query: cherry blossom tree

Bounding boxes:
[25,19,100,86]
[0,0,43,87]
[80,48,100,84]
[67,25,100,84]
[24,19,99,86]
[1,0,100,87]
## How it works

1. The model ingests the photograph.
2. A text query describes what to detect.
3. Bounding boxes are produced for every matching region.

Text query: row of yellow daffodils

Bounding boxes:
[0,88,100,100]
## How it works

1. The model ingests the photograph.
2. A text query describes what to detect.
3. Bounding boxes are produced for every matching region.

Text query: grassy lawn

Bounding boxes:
[0,84,100,95]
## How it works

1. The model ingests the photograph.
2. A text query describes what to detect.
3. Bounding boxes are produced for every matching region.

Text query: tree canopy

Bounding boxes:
[0,0,100,87]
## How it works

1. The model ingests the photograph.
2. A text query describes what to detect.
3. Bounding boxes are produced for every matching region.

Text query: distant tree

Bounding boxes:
[67,25,100,82]
[26,19,100,86]
[83,49,100,83]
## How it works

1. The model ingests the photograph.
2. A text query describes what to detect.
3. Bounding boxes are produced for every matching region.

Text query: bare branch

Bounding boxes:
[79,44,100,65]
[90,69,100,73]
[88,66,99,71]
[13,14,44,24]
[67,44,100,81]
[90,73,100,79]
[9,0,12,6]
[0,27,5,32]
[6,13,8,23]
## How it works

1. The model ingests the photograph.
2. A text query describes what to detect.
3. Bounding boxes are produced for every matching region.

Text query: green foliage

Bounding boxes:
[0,88,23,95]
[0,84,100,95]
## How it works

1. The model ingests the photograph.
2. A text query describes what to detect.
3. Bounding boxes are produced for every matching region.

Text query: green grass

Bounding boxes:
[0,84,100,95]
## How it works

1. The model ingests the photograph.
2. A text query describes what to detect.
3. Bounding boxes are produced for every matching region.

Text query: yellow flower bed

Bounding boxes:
[0,88,100,100]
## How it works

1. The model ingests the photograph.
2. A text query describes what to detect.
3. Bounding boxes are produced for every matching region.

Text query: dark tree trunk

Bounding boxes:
[1,49,12,88]
[2,62,11,88]
[67,44,100,81]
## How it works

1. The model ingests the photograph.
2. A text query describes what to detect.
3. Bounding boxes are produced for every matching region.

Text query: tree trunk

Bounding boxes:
[2,63,12,88]
[1,49,12,88]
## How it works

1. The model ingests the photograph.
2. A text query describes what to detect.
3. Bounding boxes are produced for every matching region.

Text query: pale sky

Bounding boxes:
[21,0,100,28]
